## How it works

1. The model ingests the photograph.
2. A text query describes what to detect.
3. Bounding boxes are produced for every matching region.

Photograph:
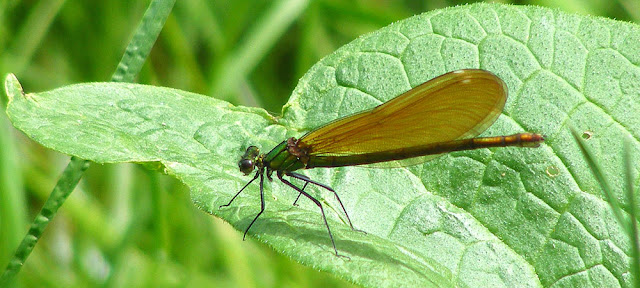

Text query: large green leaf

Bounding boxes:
[5,3,639,287]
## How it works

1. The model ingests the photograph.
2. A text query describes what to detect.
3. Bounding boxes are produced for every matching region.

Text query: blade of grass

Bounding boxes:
[0,0,176,284]
[111,0,177,83]
[0,0,66,74]
[624,138,640,288]
[0,112,27,274]
[619,0,640,22]
[0,156,90,286]
[570,128,626,229]
[571,128,639,284]
[210,0,309,105]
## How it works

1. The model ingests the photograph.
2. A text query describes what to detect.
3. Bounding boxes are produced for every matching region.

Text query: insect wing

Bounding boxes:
[299,69,508,167]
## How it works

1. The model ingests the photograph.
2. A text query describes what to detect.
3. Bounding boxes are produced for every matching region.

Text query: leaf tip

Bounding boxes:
[4,73,24,103]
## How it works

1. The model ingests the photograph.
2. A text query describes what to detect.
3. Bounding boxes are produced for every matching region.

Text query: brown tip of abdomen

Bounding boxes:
[517,133,545,147]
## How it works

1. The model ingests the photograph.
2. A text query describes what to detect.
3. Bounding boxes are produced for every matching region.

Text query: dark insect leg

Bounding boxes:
[242,172,266,240]
[220,171,260,208]
[278,172,348,259]
[279,158,306,206]
[292,182,308,206]
[287,172,361,233]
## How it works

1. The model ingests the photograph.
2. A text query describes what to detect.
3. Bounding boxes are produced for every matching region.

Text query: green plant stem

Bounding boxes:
[0,106,26,275]
[624,139,640,288]
[0,157,90,286]
[210,0,309,103]
[570,129,626,229]
[572,129,639,284]
[1,0,66,74]
[111,0,176,83]
[0,0,176,284]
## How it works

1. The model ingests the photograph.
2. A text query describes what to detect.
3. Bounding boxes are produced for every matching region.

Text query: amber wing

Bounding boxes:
[298,69,508,167]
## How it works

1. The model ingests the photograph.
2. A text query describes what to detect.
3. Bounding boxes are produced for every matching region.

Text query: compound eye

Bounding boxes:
[238,159,255,175]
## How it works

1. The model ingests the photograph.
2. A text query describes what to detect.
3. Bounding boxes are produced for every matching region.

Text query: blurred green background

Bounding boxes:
[1,0,637,287]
